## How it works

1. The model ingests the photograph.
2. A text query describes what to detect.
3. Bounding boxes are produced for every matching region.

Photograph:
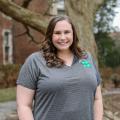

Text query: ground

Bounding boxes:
[103,88,120,120]
[0,101,16,120]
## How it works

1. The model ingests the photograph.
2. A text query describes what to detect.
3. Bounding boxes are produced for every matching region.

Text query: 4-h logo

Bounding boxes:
[79,59,91,68]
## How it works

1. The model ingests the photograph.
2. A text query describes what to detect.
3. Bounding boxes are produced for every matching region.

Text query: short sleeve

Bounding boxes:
[92,59,102,85]
[87,52,102,86]
[16,54,39,90]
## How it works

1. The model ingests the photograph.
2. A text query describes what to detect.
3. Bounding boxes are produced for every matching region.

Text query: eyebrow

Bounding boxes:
[53,30,72,32]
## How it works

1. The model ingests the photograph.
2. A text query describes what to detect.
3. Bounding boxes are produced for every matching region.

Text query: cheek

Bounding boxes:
[52,35,58,43]
[70,35,73,43]
[68,33,73,40]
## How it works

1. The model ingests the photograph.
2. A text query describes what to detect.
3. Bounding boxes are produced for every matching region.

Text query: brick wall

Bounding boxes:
[0,0,49,64]
[13,21,44,64]
[0,12,13,64]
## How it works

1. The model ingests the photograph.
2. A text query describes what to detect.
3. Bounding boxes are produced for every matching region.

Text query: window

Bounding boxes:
[49,0,65,15]
[2,30,13,64]
[57,0,65,15]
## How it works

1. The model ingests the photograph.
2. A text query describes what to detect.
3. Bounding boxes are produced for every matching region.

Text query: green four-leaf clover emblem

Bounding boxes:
[80,59,91,68]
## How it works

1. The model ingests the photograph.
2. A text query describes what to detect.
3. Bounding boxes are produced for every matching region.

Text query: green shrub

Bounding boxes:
[0,87,16,102]
[110,73,120,88]
[0,64,21,88]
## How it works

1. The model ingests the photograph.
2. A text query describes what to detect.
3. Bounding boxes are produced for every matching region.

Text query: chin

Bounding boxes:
[57,46,70,49]
[58,48,70,51]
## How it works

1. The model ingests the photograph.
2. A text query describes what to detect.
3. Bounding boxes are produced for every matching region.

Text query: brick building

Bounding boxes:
[0,0,64,64]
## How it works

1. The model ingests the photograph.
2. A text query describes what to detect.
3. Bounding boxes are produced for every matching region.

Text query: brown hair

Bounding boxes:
[40,15,84,67]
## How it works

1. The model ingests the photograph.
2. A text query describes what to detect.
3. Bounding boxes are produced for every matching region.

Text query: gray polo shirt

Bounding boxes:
[17,51,101,120]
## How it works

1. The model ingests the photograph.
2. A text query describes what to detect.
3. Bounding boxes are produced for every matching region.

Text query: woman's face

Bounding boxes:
[52,20,73,52]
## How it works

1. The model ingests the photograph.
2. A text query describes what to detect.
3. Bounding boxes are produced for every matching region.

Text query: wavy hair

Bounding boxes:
[40,15,84,67]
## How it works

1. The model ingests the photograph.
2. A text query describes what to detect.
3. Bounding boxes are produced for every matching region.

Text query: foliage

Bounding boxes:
[94,0,117,33]
[95,32,120,67]
[100,67,120,88]
[94,0,120,68]
[94,32,111,66]
[0,87,16,102]
[110,73,120,87]
[0,64,21,88]
[105,48,120,67]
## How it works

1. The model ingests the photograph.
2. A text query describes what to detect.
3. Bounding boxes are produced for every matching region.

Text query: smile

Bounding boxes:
[58,41,69,45]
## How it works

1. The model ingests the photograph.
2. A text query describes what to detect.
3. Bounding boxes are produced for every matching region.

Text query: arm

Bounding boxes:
[16,85,35,120]
[94,85,103,120]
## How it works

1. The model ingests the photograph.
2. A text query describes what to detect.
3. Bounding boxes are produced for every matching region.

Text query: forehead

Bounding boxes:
[54,20,72,30]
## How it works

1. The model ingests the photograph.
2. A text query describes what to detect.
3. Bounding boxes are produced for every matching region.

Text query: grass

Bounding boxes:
[0,87,16,102]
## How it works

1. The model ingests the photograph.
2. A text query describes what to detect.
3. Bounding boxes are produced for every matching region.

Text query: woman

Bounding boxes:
[16,15,103,120]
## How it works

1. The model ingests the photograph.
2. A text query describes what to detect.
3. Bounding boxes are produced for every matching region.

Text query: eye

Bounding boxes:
[64,30,71,34]
[54,31,61,34]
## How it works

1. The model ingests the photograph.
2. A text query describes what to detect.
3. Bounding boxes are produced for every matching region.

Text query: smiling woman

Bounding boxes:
[16,15,103,120]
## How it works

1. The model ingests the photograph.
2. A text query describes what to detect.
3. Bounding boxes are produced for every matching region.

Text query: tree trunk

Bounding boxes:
[65,0,104,59]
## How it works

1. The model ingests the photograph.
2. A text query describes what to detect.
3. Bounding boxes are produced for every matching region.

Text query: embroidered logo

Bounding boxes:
[79,59,92,68]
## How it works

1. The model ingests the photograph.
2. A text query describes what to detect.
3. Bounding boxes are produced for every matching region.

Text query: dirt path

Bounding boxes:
[0,101,16,120]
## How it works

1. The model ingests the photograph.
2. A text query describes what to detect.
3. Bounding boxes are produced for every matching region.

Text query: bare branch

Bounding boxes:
[14,31,26,37]
[14,0,42,44]
[24,25,39,44]
[44,1,53,15]
[44,0,58,15]
[0,0,48,35]
[14,25,39,44]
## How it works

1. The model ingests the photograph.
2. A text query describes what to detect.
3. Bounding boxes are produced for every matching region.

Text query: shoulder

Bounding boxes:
[27,51,42,59]
[26,51,43,61]
[81,50,91,59]
[24,51,45,65]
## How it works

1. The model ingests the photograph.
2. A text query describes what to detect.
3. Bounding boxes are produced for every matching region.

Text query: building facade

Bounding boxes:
[0,0,64,64]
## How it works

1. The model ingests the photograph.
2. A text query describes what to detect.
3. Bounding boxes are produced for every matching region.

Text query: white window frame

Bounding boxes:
[57,0,65,15]
[2,29,13,64]
[49,0,65,15]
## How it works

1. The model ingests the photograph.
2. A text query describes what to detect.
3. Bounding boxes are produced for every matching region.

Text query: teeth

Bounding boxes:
[59,43,66,45]
[58,41,68,44]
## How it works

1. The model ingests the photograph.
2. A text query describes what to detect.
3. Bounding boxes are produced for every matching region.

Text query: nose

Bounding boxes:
[60,33,65,40]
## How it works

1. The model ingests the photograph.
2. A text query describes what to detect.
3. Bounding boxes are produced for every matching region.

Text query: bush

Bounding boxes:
[110,73,120,88]
[100,67,120,88]
[0,64,21,88]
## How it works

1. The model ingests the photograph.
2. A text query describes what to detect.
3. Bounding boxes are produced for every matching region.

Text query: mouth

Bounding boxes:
[58,41,69,45]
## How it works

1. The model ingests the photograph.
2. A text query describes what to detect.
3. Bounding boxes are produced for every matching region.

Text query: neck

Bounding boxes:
[57,50,73,59]
[57,50,74,66]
